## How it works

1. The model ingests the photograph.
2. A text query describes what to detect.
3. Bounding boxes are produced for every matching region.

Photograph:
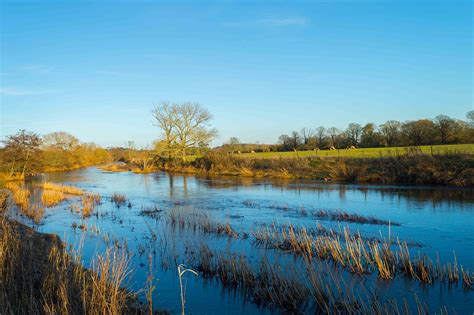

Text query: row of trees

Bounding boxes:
[0,130,110,177]
[277,112,474,151]
[152,102,217,160]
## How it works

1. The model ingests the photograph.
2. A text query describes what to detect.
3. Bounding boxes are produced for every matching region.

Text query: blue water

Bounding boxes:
[9,167,473,314]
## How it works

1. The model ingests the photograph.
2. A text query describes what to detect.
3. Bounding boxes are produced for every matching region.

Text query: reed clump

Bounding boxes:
[41,190,66,207]
[253,223,473,288]
[35,181,84,195]
[313,209,399,226]
[111,193,127,207]
[183,242,435,314]
[168,207,239,238]
[81,193,101,218]
[5,182,29,212]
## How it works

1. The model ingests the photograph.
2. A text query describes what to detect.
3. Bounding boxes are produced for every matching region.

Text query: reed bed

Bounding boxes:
[0,216,145,314]
[253,224,473,288]
[167,207,238,238]
[313,209,399,226]
[35,181,84,196]
[111,193,127,207]
[5,182,29,212]
[184,242,435,314]
[81,193,102,218]
[4,183,45,224]
[41,190,66,207]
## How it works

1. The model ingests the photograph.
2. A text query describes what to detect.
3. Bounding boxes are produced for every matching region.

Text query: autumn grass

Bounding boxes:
[184,242,438,314]
[41,190,66,207]
[253,223,474,287]
[81,193,102,218]
[167,207,239,238]
[0,216,146,314]
[238,143,474,159]
[35,181,84,195]
[111,193,127,207]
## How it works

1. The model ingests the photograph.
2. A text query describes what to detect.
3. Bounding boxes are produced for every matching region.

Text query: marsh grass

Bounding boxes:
[81,193,102,218]
[183,242,437,314]
[313,209,399,226]
[0,216,145,314]
[35,181,84,196]
[168,207,238,238]
[111,193,127,207]
[41,190,66,207]
[253,223,473,288]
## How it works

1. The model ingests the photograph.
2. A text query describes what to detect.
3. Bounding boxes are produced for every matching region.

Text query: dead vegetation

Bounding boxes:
[253,223,473,288]
[167,207,239,238]
[0,215,149,314]
[184,242,441,314]
[35,181,84,195]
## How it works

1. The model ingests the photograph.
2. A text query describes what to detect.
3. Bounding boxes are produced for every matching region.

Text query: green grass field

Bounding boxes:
[235,144,474,159]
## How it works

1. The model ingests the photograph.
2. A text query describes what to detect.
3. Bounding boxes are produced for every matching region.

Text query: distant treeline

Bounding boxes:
[0,130,111,180]
[217,112,474,153]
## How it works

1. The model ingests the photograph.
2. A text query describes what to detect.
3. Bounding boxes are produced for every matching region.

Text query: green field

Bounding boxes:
[235,144,474,159]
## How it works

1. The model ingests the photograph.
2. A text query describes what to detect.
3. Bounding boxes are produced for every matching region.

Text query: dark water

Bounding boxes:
[10,167,474,314]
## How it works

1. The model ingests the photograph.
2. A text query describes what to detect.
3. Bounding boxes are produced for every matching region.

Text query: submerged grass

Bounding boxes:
[111,193,127,207]
[183,242,441,314]
[253,223,473,288]
[167,207,239,238]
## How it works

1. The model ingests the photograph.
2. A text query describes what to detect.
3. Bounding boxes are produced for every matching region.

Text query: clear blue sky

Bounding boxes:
[1,0,472,147]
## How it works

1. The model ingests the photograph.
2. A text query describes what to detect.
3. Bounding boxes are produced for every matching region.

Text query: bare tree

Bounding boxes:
[315,126,326,149]
[379,120,401,147]
[2,129,42,176]
[152,102,177,159]
[346,123,363,147]
[153,102,217,160]
[43,131,79,150]
[226,137,240,153]
[434,115,455,144]
[300,128,314,145]
[327,127,340,148]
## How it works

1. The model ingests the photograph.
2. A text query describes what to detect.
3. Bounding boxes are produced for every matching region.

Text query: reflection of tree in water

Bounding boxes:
[193,174,473,209]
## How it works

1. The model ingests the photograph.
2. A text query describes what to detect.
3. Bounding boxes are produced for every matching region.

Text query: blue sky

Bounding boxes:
[1,0,472,147]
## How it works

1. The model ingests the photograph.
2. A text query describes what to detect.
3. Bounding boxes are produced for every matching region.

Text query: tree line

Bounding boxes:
[242,112,473,152]
[0,130,110,179]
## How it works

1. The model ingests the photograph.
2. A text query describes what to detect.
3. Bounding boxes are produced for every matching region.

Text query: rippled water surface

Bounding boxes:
[11,167,474,314]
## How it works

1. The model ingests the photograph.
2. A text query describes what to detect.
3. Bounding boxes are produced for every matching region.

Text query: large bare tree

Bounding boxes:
[152,102,217,160]
[152,102,177,159]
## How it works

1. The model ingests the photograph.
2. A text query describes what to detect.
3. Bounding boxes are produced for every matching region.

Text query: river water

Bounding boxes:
[10,167,474,314]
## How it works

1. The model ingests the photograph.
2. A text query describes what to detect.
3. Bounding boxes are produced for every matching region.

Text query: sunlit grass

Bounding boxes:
[35,181,84,195]
[237,144,474,159]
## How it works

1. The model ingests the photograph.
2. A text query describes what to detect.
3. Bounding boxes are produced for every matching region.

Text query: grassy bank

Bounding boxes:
[158,152,474,187]
[0,191,154,314]
[238,143,474,159]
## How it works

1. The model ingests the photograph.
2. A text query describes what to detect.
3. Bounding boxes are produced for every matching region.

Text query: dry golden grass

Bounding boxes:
[35,181,84,196]
[41,190,66,207]
[81,193,101,218]
[0,216,143,314]
[253,223,473,287]
[5,182,29,212]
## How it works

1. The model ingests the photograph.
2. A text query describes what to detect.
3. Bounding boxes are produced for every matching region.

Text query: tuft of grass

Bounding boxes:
[35,181,83,195]
[167,207,239,238]
[111,193,127,207]
[41,190,66,207]
[81,193,101,218]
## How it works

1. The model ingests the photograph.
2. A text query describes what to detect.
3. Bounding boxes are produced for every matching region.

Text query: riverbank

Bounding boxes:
[0,191,154,314]
[155,153,473,187]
